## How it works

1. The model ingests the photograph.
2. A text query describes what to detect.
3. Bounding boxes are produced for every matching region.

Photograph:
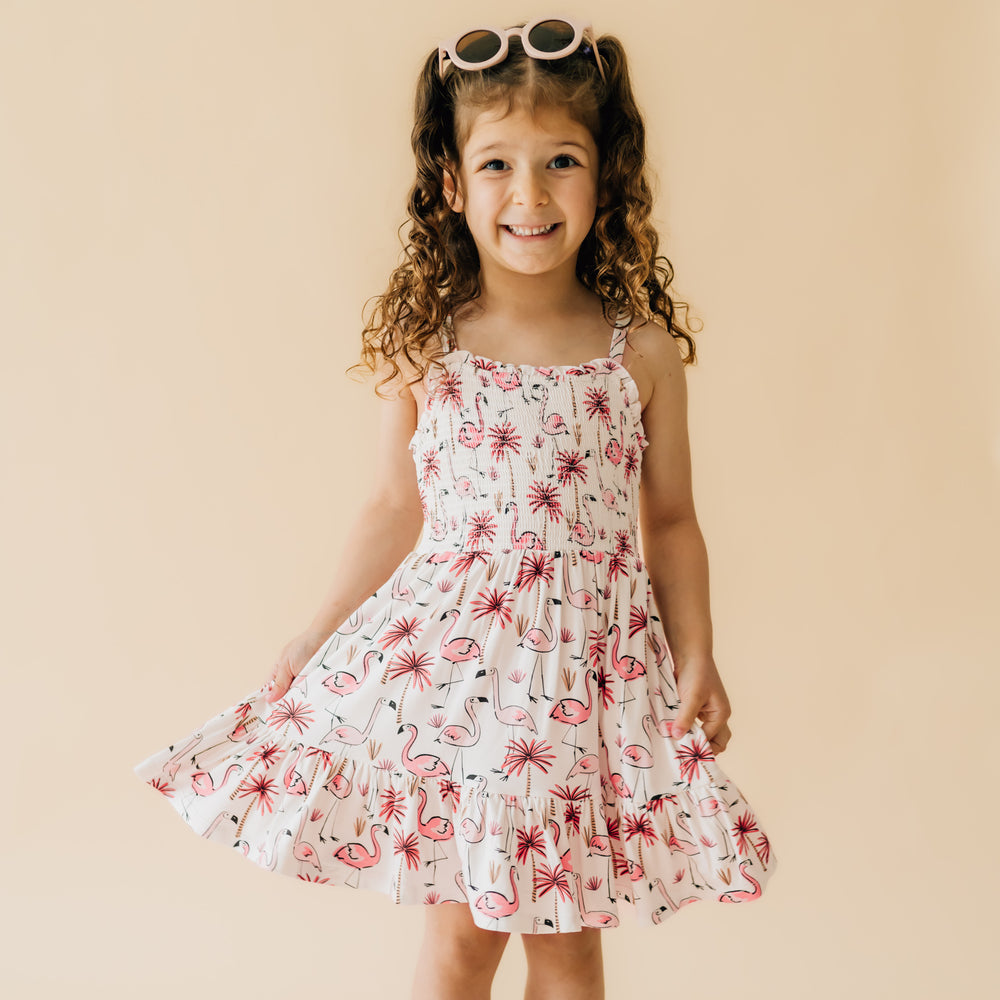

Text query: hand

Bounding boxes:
[669,654,732,755]
[264,628,331,703]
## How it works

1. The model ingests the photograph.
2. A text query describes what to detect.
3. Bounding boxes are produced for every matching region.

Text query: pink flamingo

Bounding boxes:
[190,763,241,796]
[317,759,357,842]
[491,368,523,393]
[561,549,599,609]
[437,609,482,690]
[649,875,681,913]
[202,810,237,840]
[566,753,600,798]
[545,817,574,873]
[164,733,202,778]
[416,786,456,870]
[474,865,520,923]
[587,835,616,888]
[284,807,322,873]
[608,623,646,682]
[320,696,395,746]
[457,392,488,478]
[568,492,598,546]
[570,871,620,928]
[549,668,597,752]
[332,823,389,887]
[609,771,632,799]
[518,597,561,702]
[435,695,488,775]
[416,551,457,587]
[321,649,381,718]
[478,666,537,734]
[666,821,700,858]
[505,500,542,549]
[436,696,488,748]
[459,775,488,843]
[696,792,733,858]
[642,711,674,741]
[534,384,569,437]
[568,753,599,778]
[457,391,486,447]
[621,742,655,802]
[718,859,762,901]
[390,568,416,605]
[190,703,260,766]
[604,411,627,464]
[398,723,452,778]
[282,743,308,796]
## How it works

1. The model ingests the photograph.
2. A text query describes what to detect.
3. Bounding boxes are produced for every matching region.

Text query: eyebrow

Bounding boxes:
[469,140,589,156]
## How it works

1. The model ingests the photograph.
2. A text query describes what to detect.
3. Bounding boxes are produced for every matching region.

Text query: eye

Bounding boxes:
[550,154,579,169]
[480,159,507,171]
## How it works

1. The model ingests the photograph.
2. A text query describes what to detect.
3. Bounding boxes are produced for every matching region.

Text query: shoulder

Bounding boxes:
[621,317,685,412]
[374,332,447,409]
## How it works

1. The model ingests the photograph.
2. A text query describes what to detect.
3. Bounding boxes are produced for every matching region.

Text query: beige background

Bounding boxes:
[2,1,997,997]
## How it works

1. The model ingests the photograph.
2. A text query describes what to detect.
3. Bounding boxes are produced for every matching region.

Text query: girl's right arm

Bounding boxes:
[265,365,425,702]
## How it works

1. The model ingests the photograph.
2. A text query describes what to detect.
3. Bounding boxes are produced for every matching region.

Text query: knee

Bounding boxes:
[424,903,511,965]
[522,926,603,968]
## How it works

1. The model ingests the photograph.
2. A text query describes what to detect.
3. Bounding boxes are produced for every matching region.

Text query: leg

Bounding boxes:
[521,927,605,1000]
[410,901,511,1000]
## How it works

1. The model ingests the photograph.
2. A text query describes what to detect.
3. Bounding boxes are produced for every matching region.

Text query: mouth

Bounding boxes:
[502,223,560,238]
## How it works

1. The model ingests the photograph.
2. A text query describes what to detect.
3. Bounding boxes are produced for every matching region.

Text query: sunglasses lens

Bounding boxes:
[455,30,503,65]
[526,19,575,55]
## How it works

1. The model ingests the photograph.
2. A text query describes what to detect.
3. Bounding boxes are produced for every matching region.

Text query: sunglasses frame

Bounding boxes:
[438,16,607,83]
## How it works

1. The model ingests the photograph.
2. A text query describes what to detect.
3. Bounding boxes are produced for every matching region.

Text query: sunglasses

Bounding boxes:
[438,16,607,83]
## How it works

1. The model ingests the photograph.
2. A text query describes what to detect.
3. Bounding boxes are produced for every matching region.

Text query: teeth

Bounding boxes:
[506,223,556,236]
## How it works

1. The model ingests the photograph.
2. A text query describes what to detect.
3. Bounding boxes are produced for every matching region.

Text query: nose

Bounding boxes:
[511,166,549,208]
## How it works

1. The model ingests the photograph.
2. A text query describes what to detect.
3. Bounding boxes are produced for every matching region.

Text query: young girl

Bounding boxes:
[135,17,777,1000]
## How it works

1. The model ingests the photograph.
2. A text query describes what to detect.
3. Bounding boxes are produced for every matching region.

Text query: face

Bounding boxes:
[443,101,601,283]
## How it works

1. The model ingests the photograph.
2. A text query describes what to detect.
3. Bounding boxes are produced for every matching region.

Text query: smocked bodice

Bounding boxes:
[408,318,649,556]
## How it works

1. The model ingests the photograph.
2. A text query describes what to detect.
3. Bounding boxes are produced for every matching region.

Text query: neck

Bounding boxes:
[473,260,595,325]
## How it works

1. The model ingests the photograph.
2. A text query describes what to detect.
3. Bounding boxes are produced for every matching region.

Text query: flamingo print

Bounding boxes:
[474,865,520,924]
[435,695,488,775]
[718,859,763,901]
[416,785,456,871]
[505,500,542,549]
[398,724,452,778]
[477,666,538,736]
[568,492,598,546]
[533,383,569,437]
[133,315,777,935]
[332,824,390,888]
[284,807,322,874]
[321,649,382,719]
[518,597,561,702]
[436,609,482,693]
[548,668,598,753]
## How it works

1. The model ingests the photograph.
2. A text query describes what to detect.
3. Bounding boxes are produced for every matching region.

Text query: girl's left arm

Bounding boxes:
[632,323,733,755]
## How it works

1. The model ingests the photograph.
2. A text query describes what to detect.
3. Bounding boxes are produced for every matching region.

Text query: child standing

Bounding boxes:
[135,17,777,1000]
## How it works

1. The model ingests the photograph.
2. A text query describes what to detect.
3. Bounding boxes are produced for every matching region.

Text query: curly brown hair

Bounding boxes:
[348,28,701,399]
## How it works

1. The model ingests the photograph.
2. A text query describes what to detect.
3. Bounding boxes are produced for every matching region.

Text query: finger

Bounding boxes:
[671,700,701,739]
[264,663,292,702]
[702,722,731,755]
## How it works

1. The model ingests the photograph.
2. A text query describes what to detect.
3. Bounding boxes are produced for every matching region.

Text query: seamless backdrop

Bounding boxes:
[1,2,997,998]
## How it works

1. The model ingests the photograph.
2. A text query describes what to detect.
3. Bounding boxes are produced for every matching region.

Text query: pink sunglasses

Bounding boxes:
[438,16,607,83]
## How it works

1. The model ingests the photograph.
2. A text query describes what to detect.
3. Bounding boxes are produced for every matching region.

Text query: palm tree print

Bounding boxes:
[133,318,778,935]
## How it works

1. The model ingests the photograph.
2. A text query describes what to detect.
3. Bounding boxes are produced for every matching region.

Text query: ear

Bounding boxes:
[442,162,465,213]
[597,187,610,208]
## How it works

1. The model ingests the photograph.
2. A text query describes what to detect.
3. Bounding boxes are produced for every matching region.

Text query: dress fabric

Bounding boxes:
[134,316,778,935]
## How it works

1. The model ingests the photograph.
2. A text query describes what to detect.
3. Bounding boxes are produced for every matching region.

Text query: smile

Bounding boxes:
[503,223,559,237]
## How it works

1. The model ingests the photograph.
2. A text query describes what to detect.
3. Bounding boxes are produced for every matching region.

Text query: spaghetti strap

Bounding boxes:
[609,311,631,363]
[441,314,457,352]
